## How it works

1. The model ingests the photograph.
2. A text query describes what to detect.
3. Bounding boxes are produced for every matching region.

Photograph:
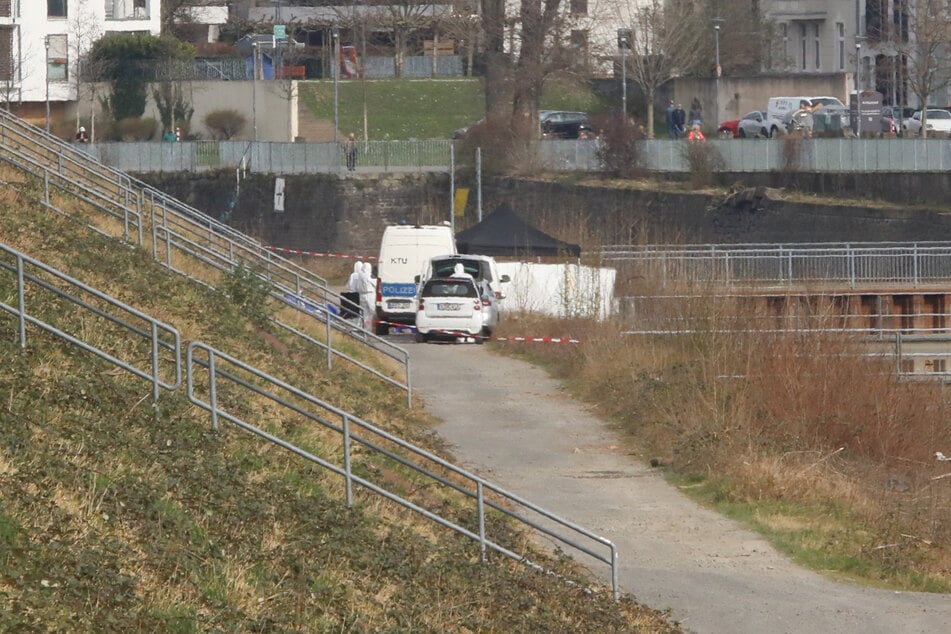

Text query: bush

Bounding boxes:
[679,141,725,188]
[221,264,273,328]
[204,109,247,140]
[115,117,158,141]
[593,113,645,178]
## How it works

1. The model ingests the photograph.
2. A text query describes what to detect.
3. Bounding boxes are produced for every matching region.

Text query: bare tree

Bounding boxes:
[623,0,705,138]
[510,0,563,138]
[896,0,951,138]
[70,4,105,137]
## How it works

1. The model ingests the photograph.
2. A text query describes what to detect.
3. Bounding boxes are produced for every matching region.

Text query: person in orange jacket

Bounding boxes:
[687,124,706,142]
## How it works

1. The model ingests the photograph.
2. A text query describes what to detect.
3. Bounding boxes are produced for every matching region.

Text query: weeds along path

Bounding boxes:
[407,341,951,634]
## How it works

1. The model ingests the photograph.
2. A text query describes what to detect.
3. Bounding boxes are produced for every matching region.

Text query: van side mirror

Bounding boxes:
[414,274,420,283]
[500,274,510,283]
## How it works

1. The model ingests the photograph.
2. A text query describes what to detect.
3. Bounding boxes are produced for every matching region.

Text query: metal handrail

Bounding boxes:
[185,341,619,600]
[0,242,181,402]
[0,108,412,403]
[606,242,951,288]
[150,220,412,402]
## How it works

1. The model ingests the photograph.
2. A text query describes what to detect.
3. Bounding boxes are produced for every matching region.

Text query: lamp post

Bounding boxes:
[713,17,724,128]
[617,29,631,119]
[44,36,50,134]
[855,41,862,137]
[251,41,258,141]
[333,27,339,143]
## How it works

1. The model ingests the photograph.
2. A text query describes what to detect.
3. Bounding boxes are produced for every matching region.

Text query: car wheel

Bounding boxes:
[374,322,389,336]
[415,332,427,344]
[769,126,779,138]
[760,128,768,138]
[738,128,746,138]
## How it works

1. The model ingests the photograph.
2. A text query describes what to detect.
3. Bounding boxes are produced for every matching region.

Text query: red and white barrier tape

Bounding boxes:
[266,246,376,260]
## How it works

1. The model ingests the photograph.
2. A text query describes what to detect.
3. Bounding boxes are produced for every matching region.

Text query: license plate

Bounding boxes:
[437,303,460,311]
[389,300,411,309]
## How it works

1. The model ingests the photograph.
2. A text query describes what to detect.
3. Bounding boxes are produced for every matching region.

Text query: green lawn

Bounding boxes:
[300,76,612,140]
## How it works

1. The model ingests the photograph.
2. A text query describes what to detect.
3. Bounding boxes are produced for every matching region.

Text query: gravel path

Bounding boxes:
[407,341,951,634]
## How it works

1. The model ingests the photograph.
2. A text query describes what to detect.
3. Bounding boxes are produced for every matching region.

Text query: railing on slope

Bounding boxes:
[603,242,951,288]
[0,109,412,403]
[186,341,619,600]
[0,242,181,402]
[0,241,620,601]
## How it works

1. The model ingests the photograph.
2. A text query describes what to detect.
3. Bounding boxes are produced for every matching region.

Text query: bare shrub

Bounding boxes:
[592,114,645,178]
[781,134,803,172]
[204,108,247,140]
[114,117,158,141]
[679,141,725,188]
[457,114,542,176]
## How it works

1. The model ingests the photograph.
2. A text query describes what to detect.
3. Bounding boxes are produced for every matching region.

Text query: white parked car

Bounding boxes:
[417,254,511,301]
[903,109,951,137]
[415,277,498,343]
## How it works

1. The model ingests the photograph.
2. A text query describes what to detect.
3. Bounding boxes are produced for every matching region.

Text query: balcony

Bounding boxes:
[769,0,829,21]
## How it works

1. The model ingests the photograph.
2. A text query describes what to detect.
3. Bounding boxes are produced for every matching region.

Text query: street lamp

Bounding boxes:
[855,41,862,137]
[251,41,258,141]
[617,29,631,119]
[713,17,724,128]
[44,36,50,134]
[333,27,339,143]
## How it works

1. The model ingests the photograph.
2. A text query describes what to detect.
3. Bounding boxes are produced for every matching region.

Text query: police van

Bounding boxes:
[375,223,456,335]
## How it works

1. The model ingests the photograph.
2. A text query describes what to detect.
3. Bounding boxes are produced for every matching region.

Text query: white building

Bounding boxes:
[0,1,161,124]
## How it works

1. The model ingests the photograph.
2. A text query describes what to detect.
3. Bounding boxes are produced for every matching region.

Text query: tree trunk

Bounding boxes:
[482,0,509,120]
[511,1,545,138]
[646,87,656,139]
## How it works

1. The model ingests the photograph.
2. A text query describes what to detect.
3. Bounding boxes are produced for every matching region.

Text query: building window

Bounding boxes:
[570,29,588,69]
[813,24,820,70]
[800,23,807,71]
[47,0,66,18]
[837,22,845,70]
[0,26,13,82]
[0,0,12,19]
[569,0,587,16]
[46,34,68,81]
[780,23,788,67]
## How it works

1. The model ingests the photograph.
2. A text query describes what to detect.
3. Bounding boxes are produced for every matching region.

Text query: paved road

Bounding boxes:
[407,340,951,634]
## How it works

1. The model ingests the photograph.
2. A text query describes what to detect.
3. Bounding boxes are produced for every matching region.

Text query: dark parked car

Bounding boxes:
[540,111,593,139]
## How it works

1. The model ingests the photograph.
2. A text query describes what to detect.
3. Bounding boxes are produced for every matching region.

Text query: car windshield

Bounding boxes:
[926,110,951,119]
[423,279,477,298]
[811,97,844,107]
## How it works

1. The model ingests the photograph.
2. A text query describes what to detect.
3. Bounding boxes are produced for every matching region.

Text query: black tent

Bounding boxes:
[455,203,581,257]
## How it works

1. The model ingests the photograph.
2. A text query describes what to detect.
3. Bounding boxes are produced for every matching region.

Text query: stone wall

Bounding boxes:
[136,171,951,258]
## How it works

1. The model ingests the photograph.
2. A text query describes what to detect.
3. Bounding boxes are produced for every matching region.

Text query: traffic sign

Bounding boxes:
[273,25,286,40]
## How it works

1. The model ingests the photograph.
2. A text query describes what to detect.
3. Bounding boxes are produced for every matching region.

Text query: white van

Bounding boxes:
[766,96,812,137]
[375,223,456,335]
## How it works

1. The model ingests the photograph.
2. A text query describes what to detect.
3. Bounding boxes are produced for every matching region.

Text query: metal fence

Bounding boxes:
[0,239,620,600]
[603,242,951,288]
[0,108,412,403]
[538,137,951,173]
[0,242,182,402]
[187,341,619,599]
[88,139,454,174]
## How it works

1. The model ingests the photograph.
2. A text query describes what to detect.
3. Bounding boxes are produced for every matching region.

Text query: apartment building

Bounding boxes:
[0,1,161,123]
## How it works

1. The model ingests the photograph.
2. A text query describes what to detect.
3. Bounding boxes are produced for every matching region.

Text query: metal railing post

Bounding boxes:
[209,350,219,432]
[326,301,333,369]
[16,254,26,348]
[477,481,486,562]
[343,414,353,507]
[151,321,160,403]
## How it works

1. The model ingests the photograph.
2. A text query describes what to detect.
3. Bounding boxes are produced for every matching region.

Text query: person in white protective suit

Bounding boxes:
[359,262,377,330]
[341,261,363,325]
[450,262,473,279]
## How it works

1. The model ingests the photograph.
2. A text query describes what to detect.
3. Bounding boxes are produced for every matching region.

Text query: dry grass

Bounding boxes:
[496,285,951,590]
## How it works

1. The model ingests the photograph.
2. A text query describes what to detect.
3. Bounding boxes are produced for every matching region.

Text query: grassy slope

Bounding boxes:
[0,178,678,630]
[300,76,613,140]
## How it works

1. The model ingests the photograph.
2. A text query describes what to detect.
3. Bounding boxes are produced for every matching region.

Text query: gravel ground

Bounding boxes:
[407,340,951,634]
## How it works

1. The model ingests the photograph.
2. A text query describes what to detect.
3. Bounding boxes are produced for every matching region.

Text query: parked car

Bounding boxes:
[903,109,951,137]
[717,118,740,139]
[737,110,769,138]
[540,111,593,139]
[414,277,497,343]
